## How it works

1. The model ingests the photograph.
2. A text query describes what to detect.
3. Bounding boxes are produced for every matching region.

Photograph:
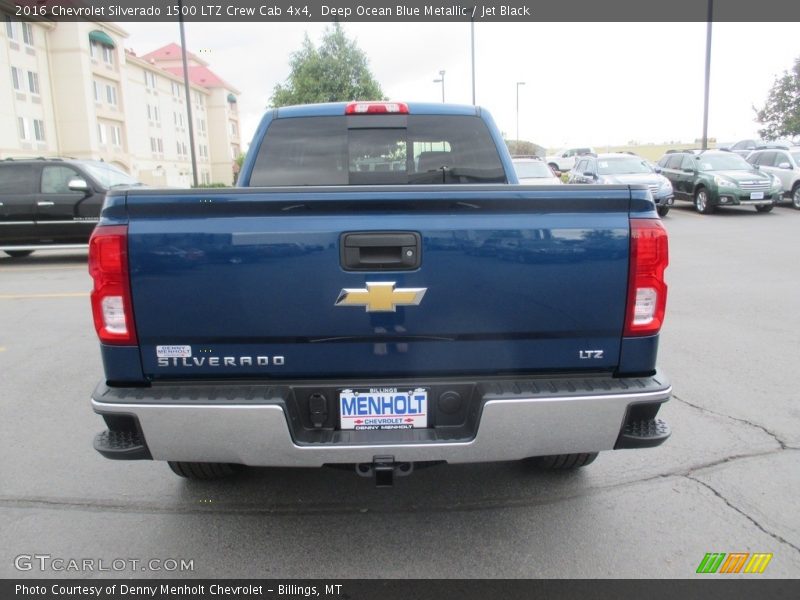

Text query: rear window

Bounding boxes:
[249,115,506,186]
[0,164,36,194]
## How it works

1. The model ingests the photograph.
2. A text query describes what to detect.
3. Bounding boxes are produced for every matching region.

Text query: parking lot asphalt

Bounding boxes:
[1,202,799,579]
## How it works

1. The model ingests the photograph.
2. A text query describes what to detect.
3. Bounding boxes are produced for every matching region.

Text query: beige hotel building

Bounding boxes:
[0,13,242,187]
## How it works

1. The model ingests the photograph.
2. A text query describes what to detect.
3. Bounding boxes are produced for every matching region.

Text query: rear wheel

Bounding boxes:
[657,205,670,217]
[526,452,599,470]
[4,250,34,258]
[694,188,714,214]
[792,184,800,209]
[167,461,242,480]
[755,205,773,213]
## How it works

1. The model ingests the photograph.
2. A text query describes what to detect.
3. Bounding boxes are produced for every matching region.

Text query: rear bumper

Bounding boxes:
[92,371,671,467]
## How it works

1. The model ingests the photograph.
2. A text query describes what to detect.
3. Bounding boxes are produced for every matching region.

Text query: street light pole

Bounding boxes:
[178,0,198,187]
[470,20,476,105]
[433,70,446,102]
[701,0,713,151]
[516,81,526,151]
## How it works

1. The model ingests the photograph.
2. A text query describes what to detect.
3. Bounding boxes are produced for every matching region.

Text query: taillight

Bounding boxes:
[624,218,668,337]
[345,101,409,115]
[88,225,137,345]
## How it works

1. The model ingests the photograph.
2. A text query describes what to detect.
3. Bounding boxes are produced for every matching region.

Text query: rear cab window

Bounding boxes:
[249,114,506,186]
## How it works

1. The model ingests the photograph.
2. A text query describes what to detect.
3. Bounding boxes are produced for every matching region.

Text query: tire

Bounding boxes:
[792,184,800,210]
[167,461,242,480]
[755,205,773,213]
[4,250,34,258]
[527,452,599,470]
[657,205,670,217]
[694,187,714,214]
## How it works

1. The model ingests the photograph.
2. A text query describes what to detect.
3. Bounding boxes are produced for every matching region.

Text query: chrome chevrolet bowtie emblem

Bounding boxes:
[335,282,427,313]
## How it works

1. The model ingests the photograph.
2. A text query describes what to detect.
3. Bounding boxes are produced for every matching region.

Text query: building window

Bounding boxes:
[33,119,45,142]
[105,84,117,106]
[147,104,160,122]
[102,45,113,65]
[150,137,163,154]
[22,22,33,46]
[230,121,238,136]
[97,123,106,144]
[144,71,157,89]
[90,41,97,59]
[27,71,39,95]
[5,16,16,41]
[197,118,206,134]
[171,81,182,96]
[110,125,121,147]
[18,117,30,141]
[11,66,21,91]
[93,80,100,102]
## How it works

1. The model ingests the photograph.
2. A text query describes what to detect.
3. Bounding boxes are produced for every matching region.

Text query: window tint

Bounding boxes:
[250,115,506,186]
[680,155,696,171]
[696,153,752,171]
[597,157,651,175]
[513,161,554,178]
[574,159,588,174]
[0,164,36,194]
[665,155,684,170]
[41,166,81,194]
[755,151,776,166]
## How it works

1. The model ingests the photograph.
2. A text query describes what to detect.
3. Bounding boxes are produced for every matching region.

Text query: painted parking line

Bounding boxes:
[0,292,89,300]
[0,266,85,273]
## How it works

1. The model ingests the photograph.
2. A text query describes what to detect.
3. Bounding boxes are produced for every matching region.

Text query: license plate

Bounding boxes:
[750,192,764,200]
[339,388,428,430]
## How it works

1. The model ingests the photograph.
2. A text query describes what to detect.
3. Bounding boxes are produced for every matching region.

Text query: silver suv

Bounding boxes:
[747,147,800,209]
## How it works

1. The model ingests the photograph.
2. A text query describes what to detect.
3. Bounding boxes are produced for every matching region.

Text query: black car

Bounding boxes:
[0,158,142,257]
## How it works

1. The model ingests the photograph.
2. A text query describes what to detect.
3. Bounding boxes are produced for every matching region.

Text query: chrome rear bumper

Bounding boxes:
[92,372,671,466]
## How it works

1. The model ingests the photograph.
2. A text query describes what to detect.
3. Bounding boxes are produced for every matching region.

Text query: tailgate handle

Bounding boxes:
[341,232,421,271]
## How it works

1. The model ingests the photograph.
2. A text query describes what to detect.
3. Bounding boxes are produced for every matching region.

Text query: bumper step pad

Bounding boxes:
[617,418,671,449]
[94,429,151,460]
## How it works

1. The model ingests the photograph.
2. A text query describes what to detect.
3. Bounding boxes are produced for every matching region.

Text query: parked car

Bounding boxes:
[747,147,800,209]
[0,158,143,257]
[545,147,596,174]
[567,153,673,216]
[512,157,561,185]
[724,139,763,157]
[657,150,782,214]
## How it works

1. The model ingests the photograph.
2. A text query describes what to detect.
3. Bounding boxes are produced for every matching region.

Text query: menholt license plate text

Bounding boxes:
[339,388,428,431]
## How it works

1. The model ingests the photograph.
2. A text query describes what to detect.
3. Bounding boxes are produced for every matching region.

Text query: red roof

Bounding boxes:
[141,43,238,93]
[163,65,234,90]
[141,43,205,66]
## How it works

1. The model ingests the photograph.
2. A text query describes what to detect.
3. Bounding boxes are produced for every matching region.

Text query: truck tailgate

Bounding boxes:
[125,186,631,380]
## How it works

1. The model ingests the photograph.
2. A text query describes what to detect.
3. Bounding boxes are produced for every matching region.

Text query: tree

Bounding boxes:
[755,57,800,140]
[505,139,546,157]
[270,24,384,107]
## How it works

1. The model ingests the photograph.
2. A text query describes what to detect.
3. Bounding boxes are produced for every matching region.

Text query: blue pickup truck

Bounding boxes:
[89,101,671,485]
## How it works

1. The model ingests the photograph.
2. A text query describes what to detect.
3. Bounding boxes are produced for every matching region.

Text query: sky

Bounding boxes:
[119,21,800,152]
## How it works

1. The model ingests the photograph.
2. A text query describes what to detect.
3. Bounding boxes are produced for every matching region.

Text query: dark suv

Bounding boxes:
[656,151,782,214]
[0,158,142,257]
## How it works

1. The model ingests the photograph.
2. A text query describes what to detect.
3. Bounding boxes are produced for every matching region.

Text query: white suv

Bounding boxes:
[545,147,596,174]
[747,147,800,209]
